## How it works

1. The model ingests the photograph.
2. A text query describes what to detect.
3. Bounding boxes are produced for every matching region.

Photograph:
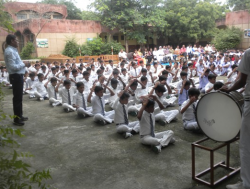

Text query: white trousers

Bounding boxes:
[93,110,115,124]
[154,108,179,123]
[128,104,142,113]
[62,103,75,111]
[34,91,48,99]
[116,121,140,134]
[164,97,177,107]
[140,130,174,147]
[240,101,250,188]
[49,97,61,105]
[77,107,93,117]
[183,119,199,130]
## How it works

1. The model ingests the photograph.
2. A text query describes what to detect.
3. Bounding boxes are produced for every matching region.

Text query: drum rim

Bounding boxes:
[195,91,242,142]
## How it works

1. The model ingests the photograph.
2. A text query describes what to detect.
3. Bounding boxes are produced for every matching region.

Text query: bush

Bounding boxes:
[0,85,52,188]
[85,37,103,55]
[212,27,242,51]
[101,41,124,55]
[62,38,80,58]
[20,42,35,59]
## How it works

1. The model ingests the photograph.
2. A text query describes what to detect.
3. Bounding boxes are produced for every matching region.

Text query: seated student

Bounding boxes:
[47,67,58,80]
[119,68,129,85]
[178,80,191,107]
[176,71,188,91]
[45,77,61,107]
[165,65,174,85]
[180,88,200,131]
[149,83,179,125]
[213,81,224,92]
[87,85,115,125]
[141,68,154,87]
[227,64,238,88]
[25,72,37,98]
[0,66,10,86]
[31,73,49,101]
[199,68,210,93]
[195,59,205,77]
[219,56,230,76]
[135,76,149,102]
[73,82,93,117]
[171,62,180,82]
[129,61,140,78]
[70,69,81,83]
[107,69,126,90]
[205,74,216,94]
[114,90,140,139]
[81,71,92,93]
[57,79,76,112]
[106,78,122,109]
[127,79,146,115]
[138,97,175,153]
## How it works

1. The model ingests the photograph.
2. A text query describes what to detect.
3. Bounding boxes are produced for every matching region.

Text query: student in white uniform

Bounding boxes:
[87,85,115,125]
[31,73,49,101]
[129,62,140,78]
[149,83,179,125]
[120,68,129,85]
[57,79,76,112]
[0,66,10,86]
[45,77,61,107]
[180,88,200,131]
[138,97,175,153]
[178,80,191,107]
[73,82,93,117]
[25,72,37,98]
[114,90,140,139]
[227,64,238,88]
[205,74,216,93]
[81,71,92,94]
[220,56,231,76]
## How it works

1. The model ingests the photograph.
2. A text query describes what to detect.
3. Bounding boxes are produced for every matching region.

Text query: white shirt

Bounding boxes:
[73,91,88,108]
[118,51,127,59]
[130,68,140,77]
[58,86,76,104]
[91,95,110,114]
[205,82,214,93]
[238,48,250,98]
[140,111,155,136]
[26,78,37,88]
[119,73,129,84]
[181,99,198,121]
[47,83,60,99]
[31,80,47,96]
[81,79,92,93]
[113,98,128,124]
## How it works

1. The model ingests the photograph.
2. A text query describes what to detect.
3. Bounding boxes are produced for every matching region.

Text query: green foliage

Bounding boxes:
[212,27,242,51]
[227,0,250,11]
[0,85,52,189]
[20,42,35,59]
[80,11,101,21]
[62,37,80,57]
[0,0,15,32]
[38,0,82,20]
[101,41,124,55]
[84,37,103,55]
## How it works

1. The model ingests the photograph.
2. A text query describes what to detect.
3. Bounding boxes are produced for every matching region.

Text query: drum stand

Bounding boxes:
[192,137,240,187]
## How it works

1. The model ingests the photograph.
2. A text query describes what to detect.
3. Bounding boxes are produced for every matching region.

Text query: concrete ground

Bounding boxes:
[1,84,241,189]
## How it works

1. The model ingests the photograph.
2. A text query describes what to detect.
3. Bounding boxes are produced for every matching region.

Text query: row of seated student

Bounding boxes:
[0,58,245,153]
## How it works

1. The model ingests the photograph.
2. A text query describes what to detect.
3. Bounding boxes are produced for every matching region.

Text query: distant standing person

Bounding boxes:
[220,48,250,189]
[4,34,28,126]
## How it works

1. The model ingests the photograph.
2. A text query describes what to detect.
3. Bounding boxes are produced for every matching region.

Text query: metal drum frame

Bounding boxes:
[192,137,240,187]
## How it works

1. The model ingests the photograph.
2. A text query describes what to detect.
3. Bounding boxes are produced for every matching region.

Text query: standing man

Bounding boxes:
[221,49,250,189]
[4,34,28,126]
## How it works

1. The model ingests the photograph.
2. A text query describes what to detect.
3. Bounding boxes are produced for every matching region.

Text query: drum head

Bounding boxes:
[196,92,241,142]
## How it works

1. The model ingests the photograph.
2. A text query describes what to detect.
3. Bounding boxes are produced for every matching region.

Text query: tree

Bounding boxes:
[212,27,242,51]
[0,0,15,32]
[20,42,35,59]
[62,37,80,57]
[163,0,227,44]
[37,0,82,20]
[80,11,101,21]
[227,0,250,11]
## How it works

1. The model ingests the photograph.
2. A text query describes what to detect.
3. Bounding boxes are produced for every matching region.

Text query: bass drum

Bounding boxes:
[196,91,244,142]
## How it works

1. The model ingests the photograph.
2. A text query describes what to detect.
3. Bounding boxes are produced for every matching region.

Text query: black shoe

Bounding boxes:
[130,130,137,135]
[21,116,28,121]
[44,97,49,100]
[13,119,24,126]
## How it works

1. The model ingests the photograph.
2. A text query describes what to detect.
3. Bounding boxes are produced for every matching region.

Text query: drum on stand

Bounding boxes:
[195,91,244,142]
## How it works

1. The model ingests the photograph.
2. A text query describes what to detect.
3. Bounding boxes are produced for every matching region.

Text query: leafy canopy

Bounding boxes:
[0,0,15,32]
[227,0,250,11]
[212,27,242,51]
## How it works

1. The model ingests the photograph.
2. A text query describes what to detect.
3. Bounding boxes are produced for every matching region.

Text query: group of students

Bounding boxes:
[0,50,245,153]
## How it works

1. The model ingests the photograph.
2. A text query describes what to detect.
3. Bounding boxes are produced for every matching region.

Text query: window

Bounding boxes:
[113,36,119,41]
[16,13,27,20]
[53,14,63,19]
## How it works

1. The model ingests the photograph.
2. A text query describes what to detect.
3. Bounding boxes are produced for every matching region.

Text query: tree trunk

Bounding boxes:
[125,34,129,53]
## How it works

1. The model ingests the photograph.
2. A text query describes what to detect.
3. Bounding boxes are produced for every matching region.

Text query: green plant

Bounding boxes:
[20,42,35,59]
[101,41,124,55]
[85,37,103,55]
[62,38,80,58]
[0,85,52,188]
[212,27,242,51]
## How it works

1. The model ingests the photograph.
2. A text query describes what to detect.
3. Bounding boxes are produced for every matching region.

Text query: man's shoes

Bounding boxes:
[151,145,161,154]
[44,97,49,100]
[226,182,245,189]
[13,119,24,126]
[21,116,28,121]
[130,130,137,135]
[129,111,137,117]
[97,120,106,125]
